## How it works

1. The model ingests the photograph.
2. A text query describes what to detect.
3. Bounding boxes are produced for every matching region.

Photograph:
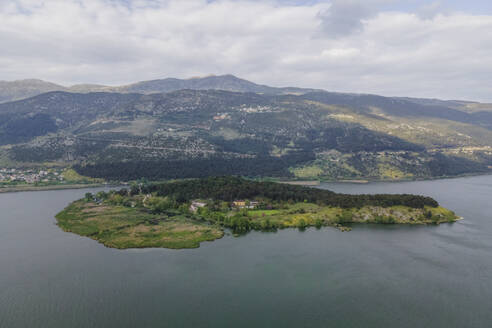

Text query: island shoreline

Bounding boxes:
[54,177,460,250]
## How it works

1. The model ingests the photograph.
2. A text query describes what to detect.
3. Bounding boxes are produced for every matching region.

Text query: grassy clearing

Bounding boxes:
[291,165,324,178]
[222,202,458,232]
[62,168,104,183]
[56,201,223,249]
[247,209,281,217]
[378,164,412,180]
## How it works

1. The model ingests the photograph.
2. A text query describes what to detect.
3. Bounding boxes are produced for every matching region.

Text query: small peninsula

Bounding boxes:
[55,177,459,249]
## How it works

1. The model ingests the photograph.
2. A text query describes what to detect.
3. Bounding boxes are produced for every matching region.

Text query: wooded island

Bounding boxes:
[56,177,459,249]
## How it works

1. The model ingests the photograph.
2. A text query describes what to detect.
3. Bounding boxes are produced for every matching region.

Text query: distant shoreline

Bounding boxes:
[1,171,491,194]
[0,183,108,193]
[280,171,492,185]
[277,180,321,186]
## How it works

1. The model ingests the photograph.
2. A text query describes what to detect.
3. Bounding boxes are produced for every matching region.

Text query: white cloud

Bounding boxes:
[0,0,491,101]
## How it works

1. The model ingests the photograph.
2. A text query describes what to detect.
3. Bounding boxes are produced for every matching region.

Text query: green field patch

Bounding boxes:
[247,209,281,217]
[56,200,223,249]
[61,169,104,183]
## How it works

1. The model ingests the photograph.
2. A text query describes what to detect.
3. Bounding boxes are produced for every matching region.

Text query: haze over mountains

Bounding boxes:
[0,75,322,103]
[0,75,491,181]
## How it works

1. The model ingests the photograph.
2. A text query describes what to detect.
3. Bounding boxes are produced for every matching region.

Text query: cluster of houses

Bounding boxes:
[238,105,274,113]
[232,200,259,209]
[213,113,230,121]
[212,106,275,122]
[0,168,64,184]
[190,200,260,212]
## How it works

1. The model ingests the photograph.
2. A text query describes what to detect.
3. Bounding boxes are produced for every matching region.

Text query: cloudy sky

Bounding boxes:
[1,0,492,101]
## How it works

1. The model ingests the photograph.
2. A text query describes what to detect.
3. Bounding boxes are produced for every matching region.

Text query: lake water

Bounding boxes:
[1,175,492,328]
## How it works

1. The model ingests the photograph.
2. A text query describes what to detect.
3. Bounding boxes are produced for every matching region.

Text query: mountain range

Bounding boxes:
[0,74,320,103]
[0,75,491,181]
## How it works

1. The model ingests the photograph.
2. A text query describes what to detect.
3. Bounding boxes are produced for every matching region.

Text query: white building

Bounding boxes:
[190,201,207,213]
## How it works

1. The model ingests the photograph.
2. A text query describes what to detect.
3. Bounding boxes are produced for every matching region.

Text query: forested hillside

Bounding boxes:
[0,76,491,181]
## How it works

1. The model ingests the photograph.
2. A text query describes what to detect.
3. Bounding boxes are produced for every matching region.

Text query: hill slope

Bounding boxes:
[0,79,67,103]
[0,86,490,181]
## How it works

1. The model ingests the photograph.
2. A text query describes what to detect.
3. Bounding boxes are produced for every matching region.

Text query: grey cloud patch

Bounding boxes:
[416,1,443,20]
[319,0,447,37]
[318,0,377,38]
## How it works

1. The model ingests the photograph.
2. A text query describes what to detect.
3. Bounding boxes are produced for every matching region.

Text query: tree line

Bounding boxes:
[126,176,438,209]
[74,152,315,180]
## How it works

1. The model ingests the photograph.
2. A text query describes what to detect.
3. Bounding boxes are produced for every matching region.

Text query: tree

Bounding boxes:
[297,218,307,230]
[96,191,107,200]
[109,194,124,205]
[84,192,93,202]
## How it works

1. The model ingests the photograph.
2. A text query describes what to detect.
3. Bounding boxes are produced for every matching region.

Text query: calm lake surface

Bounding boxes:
[1,175,492,328]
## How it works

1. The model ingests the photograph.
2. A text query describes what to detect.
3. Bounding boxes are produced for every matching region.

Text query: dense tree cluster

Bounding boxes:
[0,113,58,145]
[74,152,314,180]
[427,153,489,176]
[130,176,438,209]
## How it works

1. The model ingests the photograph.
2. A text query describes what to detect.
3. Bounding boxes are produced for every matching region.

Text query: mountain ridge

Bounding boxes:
[0,87,490,181]
[0,74,323,103]
[3,75,491,110]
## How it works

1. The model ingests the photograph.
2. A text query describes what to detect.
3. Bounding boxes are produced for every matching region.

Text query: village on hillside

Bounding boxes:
[0,168,67,185]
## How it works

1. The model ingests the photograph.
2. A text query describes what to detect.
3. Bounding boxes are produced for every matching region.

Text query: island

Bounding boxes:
[55,177,460,249]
